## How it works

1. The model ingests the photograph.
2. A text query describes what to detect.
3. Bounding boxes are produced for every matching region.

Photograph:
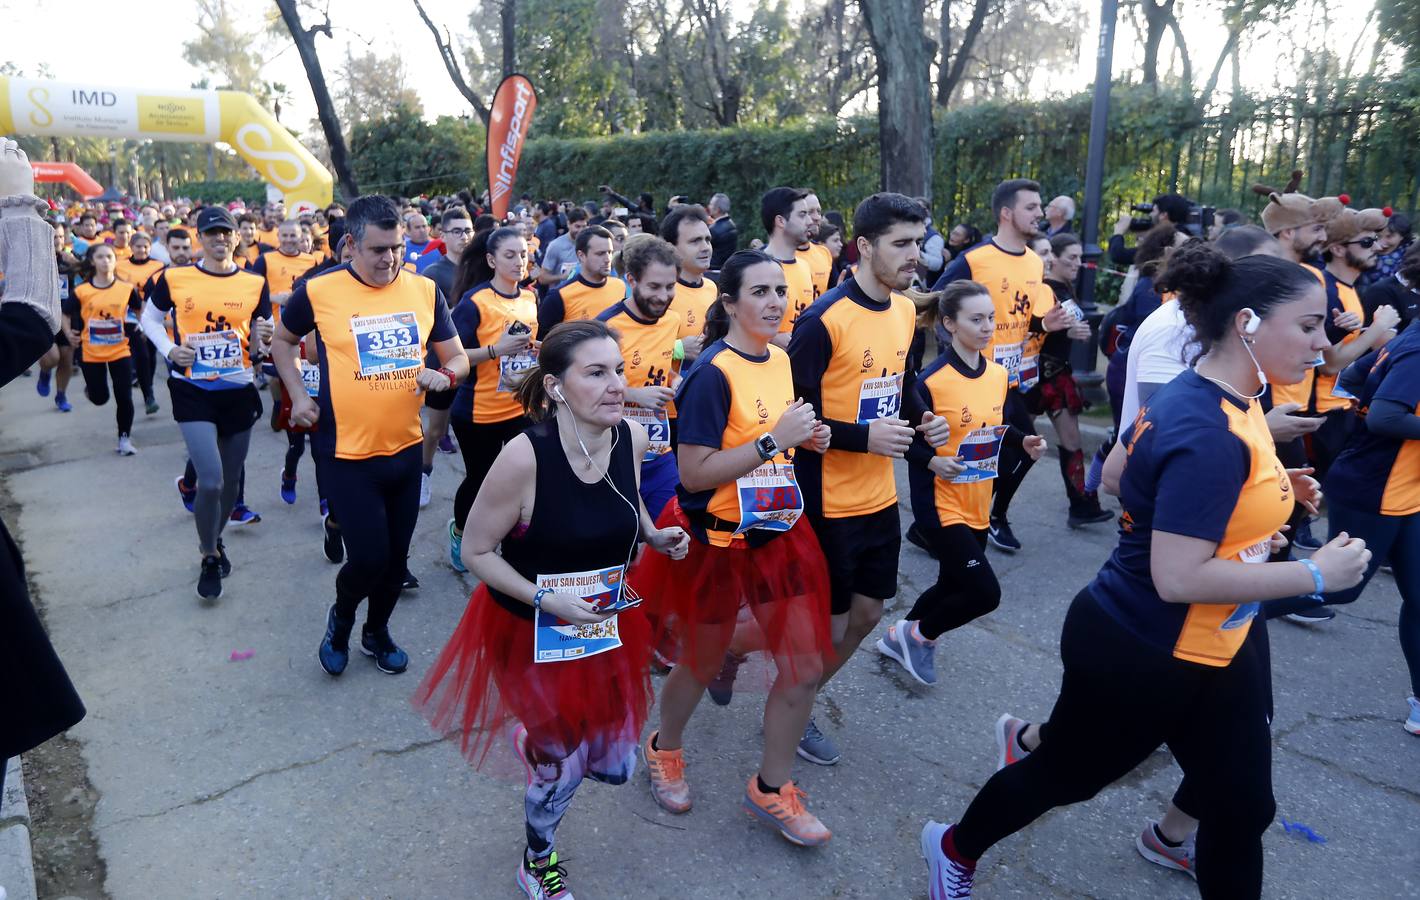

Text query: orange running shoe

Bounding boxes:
[643,731,691,813]
[742,776,832,846]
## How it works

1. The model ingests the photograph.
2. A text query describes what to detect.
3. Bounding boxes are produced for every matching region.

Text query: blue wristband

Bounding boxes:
[533,587,553,611]
[1299,557,1325,599]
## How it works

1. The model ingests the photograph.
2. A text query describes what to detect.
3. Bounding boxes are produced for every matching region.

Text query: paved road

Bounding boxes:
[4,373,1417,900]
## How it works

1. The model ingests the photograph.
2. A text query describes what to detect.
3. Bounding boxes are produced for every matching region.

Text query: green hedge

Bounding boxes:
[515,79,1420,243]
[170,179,266,205]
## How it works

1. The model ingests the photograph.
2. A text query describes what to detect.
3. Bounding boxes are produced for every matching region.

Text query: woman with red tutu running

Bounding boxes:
[636,249,837,846]
[413,318,689,900]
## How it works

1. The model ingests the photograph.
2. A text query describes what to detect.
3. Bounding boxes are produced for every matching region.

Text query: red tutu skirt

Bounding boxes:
[629,498,835,689]
[412,585,653,774]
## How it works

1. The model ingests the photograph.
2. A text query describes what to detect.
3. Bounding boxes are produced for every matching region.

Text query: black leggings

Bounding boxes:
[955,589,1275,899]
[905,524,1000,640]
[283,432,325,499]
[124,324,156,399]
[80,357,134,436]
[450,416,529,530]
[321,445,421,630]
[991,390,1037,522]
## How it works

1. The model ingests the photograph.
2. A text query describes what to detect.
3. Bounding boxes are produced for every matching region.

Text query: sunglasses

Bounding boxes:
[1345,236,1378,248]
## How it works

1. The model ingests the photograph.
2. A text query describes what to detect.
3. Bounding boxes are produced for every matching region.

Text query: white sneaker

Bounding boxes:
[419,472,431,508]
[116,434,137,456]
[921,820,975,898]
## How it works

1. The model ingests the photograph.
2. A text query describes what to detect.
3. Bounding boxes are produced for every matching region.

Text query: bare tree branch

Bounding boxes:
[273,0,358,199]
[411,0,491,125]
[937,0,992,106]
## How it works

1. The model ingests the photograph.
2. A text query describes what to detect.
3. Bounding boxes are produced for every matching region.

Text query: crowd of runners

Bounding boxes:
[2,136,1417,899]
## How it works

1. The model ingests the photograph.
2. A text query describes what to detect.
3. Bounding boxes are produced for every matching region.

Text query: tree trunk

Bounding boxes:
[1140,0,1173,86]
[274,0,360,201]
[936,0,991,107]
[500,0,516,77]
[861,0,933,198]
[1166,13,1191,91]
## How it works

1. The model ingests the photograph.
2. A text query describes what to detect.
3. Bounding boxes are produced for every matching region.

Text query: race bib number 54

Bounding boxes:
[351,312,422,376]
[857,374,902,424]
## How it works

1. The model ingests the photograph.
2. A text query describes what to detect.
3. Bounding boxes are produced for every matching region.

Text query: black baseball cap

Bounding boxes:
[196,207,238,233]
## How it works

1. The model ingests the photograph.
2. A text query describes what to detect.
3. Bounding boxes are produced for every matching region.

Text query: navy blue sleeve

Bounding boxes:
[254,283,272,321]
[538,286,566,336]
[1150,425,1250,543]
[429,289,456,342]
[250,255,268,278]
[281,283,314,336]
[148,271,174,311]
[127,286,142,314]
[675,364,732,450]
[788,310,871,453]
[903,376,936,467]
[1323,280,1352,344]
[1108,234,1137,267]
[595,302,624,323]
[61,293,80,321]
[451,298,482,348]
[932,252,972,292]
[1373,345,1420,409]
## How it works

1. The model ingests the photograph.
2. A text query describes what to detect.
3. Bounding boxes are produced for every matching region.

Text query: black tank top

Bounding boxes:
[490,417,642,620]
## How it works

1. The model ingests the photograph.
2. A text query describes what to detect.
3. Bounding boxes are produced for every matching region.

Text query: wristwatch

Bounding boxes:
[754,432,779,462]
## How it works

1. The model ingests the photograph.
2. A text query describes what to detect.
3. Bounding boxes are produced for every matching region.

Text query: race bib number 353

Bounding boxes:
[351,312,422,376]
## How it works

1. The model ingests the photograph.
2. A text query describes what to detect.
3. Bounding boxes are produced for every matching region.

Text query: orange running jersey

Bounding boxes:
[675,341,800,548]
[673,276,718,342]
[66,280,140,363]
[282,265,458,459]
[775,256,817,333]
[788,276,917,517]
[450,281,540,425]
[906,349,1011,530]
[147,264,271,387]
[935,240,1053,388]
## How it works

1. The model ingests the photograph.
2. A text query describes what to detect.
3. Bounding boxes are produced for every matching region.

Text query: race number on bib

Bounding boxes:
[735,462,804,534]
[351,312,422,376]
[88,318,124,346]
[498,350,537,393]
[300,361,321,398]
[856,374,902,424]
[187,330,243,380]
[532,565,639,663]
[1061,299,1086,321]
[952,425,1008,483]
[1018,354,1040,391]
[624,403,671,458]
[993,341,1023,387]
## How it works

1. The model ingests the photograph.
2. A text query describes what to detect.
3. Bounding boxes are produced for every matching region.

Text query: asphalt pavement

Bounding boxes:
[3,371,1417,900]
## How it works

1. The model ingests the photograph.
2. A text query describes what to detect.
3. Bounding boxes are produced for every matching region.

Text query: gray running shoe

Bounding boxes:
[1135,820,1196,880]
[797,717,840,766]
[876,619,937,686]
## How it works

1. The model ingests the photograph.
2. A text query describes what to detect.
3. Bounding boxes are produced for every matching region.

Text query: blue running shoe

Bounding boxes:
[318,604,353,676]
[55,391,72,412]
[360,625,409,674]
[36,369,51,396]
[175,475,196,513]
[797,717,840,766]
[319,498,329,518]
[230,505,261,525]
[280,470,297,505]
[877,619,938,686]
[1293,519,1322,552]
[449,517,468,573]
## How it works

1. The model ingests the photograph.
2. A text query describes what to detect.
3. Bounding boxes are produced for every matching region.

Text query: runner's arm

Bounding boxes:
[140,274,179,358]
[787,313,870,452]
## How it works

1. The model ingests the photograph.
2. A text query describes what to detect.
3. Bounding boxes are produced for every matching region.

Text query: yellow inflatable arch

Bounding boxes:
[0,76,333,209]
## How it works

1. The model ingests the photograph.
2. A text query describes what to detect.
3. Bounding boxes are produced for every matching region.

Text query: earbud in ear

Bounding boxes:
[1242,308,1262,335]
[552,386,565,403]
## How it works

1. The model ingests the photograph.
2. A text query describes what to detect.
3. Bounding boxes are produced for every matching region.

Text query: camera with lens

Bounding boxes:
[1127,203,1154,232]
